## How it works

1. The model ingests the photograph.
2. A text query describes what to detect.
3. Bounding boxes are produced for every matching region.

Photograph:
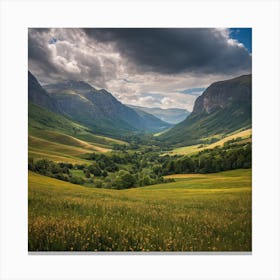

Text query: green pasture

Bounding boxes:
[169,128,252,156]
[28,169,251,252]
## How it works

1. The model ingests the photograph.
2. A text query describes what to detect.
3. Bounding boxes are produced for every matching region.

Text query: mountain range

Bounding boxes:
[128,105,190,124]
[159,74,252,145]
[28,72,170,137]
[29,71,252,147]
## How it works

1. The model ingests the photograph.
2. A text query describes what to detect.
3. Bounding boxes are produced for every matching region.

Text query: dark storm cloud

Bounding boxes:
[28,28,113,86]
[83,28,251,75]
[28,29,58,75]
[28,28,251,110]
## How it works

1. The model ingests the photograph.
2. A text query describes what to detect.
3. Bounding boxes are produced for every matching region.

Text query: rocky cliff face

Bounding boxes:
[192,74,251,115]
[159,74,252,146]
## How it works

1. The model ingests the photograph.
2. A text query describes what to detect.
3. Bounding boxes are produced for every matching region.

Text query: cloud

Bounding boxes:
[83,28,251,75]
[122,91,198,111]
[161,97,176,107]
[28,28,251,111]
[28,28,120,87]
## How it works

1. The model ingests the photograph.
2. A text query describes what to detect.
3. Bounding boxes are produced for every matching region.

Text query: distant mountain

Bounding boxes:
[128,105,190,124]
[28,71,60,113]
[159,74,252,146]
[129,107,172,131]
[41,78,168,135]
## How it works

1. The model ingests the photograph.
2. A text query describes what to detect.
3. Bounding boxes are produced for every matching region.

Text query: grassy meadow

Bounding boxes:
[28,104,252,252]
[169,128,252,156]
[28,169,251,252]
[28,103,128,164]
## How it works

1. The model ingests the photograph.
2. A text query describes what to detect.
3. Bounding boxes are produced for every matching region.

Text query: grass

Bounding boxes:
[169,128,252,156]
[153,128,171,137]
[70,169,87,178]
[29,103,128,147]
[28,129,114,163]
[28,150,90,164]
[28,169,251,252]
[28,103,128,164]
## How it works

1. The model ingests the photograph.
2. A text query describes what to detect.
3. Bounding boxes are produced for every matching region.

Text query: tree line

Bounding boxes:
[162,142,251,175]
[28,141,251,189]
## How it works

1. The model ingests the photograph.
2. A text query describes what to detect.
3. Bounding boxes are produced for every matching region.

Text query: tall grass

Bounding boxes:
[28,169,251,251]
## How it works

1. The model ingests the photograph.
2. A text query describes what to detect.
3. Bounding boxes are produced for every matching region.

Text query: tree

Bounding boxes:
[88,163,102,176]
[84,169,91,178]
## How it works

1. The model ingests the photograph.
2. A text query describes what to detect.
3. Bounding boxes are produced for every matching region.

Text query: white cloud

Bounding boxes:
[29,28,251,111]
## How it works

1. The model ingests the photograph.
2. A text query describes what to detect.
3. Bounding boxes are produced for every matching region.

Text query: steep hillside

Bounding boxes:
[159,74,252,146]
[28,103,130,163]
[44,80,168,134]
[28,71,60,113]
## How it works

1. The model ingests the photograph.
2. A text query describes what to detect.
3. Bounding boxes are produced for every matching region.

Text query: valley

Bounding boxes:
[28,71,252,252]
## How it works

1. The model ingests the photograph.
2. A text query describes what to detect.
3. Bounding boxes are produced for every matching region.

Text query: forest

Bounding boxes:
[28,139,251,190]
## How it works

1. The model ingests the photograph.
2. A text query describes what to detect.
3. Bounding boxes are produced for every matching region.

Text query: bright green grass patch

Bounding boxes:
[29,130,111,152]
[28,149,91,164]
[70,169,86,178]
[168,144,201,155]
[28,131,111,163]
[29,136,96,155]
[29,103,127,147]
[205,129,252,149]
[153,128,171,137]
[169,129,252,156]
[29,169,251,252]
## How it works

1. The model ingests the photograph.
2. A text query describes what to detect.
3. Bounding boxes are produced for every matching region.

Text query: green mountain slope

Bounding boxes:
[159,74,252,146]
[29,103,128,163]
[44,80,169,135]
[28,71,60,113]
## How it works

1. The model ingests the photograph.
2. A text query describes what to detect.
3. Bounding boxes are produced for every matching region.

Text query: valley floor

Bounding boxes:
[28,169,251,252]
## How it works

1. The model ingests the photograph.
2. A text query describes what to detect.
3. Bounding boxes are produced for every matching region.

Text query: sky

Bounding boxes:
[28,28,252,111]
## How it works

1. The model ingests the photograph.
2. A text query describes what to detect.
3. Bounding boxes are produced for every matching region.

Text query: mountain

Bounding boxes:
[128,105,190,124]
[42,79,168,135]
[159,74,252,146]
[28,102,125,147]
[28,71,60,113]
[128,107,171,131]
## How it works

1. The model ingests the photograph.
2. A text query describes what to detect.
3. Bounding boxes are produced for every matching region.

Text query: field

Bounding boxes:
[28,129,127,164]
[28,103,128,163]
[28,169,252,252]
[28,133,110,164]
[169,128,252,156]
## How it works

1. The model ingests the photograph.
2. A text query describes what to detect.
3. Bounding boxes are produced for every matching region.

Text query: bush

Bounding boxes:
[69,176,85,185]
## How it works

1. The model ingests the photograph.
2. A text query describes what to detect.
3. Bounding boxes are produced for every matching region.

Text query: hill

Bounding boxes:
[43,80,169,135]
[128,105,190,124]
[28,71,60,113]
[159,74,252,146]
[168,128,252,156]
[29,103,128,163]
